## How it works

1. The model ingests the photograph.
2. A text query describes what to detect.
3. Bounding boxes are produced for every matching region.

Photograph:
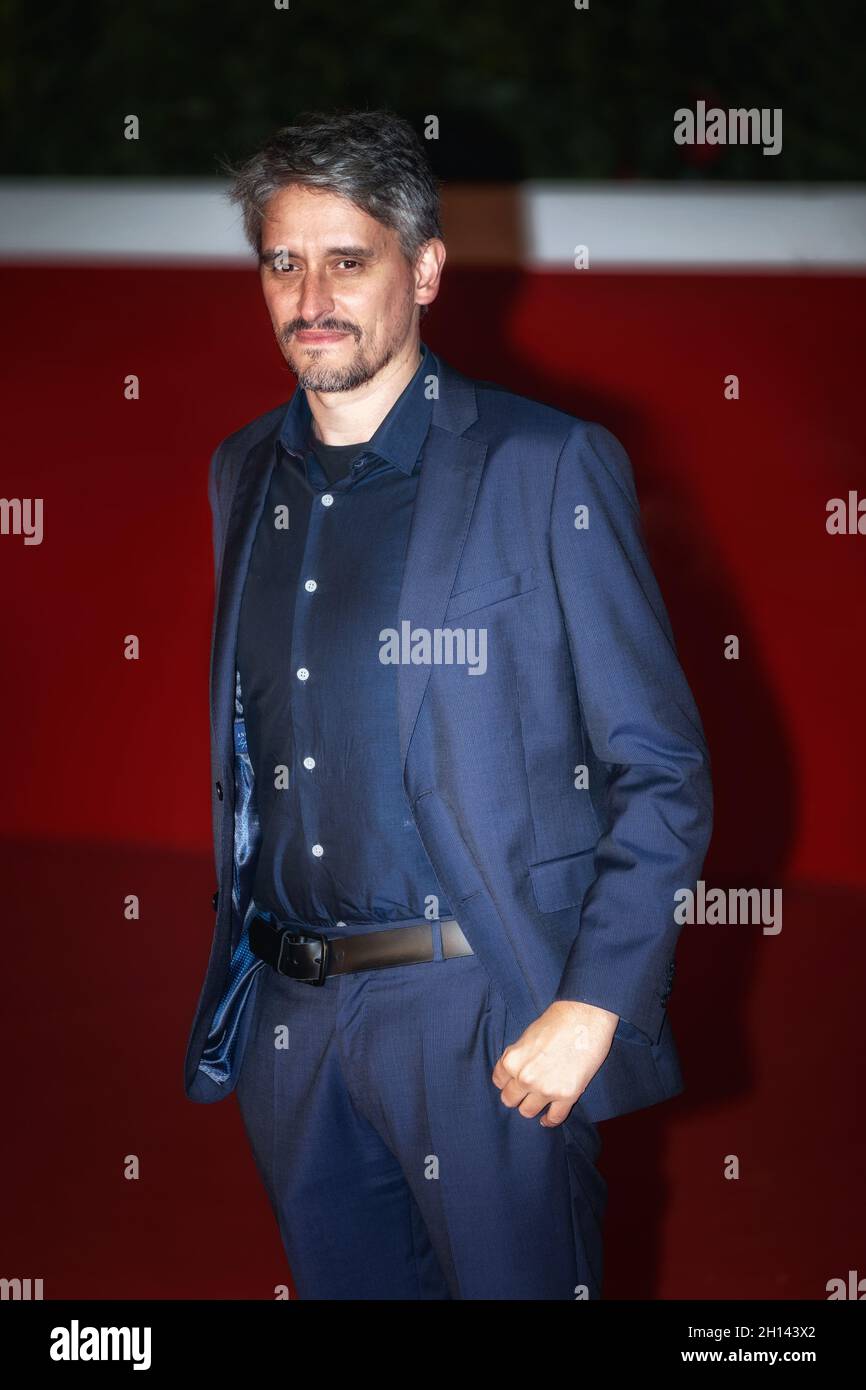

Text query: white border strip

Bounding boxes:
[524,181,866,268]
[0,180,248,262]
[1,179,864,267]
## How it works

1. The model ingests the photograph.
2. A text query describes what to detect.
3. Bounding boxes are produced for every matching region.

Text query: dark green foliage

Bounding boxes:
[0,0,860,179]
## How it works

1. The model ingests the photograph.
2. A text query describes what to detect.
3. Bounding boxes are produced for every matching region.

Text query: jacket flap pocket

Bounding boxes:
[528,846,598,914]
[445,566,537,621]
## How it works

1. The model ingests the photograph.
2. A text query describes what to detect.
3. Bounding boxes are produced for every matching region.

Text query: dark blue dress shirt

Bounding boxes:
[236,340,452,931]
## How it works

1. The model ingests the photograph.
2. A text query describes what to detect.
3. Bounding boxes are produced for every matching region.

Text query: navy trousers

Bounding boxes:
[234,920,607,1300]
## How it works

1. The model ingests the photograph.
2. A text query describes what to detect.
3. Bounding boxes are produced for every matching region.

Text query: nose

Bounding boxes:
[296,269,334,325]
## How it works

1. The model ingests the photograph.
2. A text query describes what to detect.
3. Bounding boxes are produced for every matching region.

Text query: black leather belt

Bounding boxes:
[249,914,473,985]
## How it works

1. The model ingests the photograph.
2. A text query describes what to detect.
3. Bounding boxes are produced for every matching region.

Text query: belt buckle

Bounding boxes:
[276,927,330,985]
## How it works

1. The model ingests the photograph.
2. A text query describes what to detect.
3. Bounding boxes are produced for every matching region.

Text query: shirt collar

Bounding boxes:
[277,340,434,476]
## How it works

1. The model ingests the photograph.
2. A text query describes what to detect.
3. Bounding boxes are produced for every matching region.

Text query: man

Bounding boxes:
[183,109,713,1300]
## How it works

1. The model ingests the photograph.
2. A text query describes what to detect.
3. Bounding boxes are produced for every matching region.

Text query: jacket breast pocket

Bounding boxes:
[444,565,538,621]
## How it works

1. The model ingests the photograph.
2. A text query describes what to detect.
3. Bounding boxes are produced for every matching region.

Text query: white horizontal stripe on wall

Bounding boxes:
[1,179,864,267]
[524,182,866,268]
[0,180,246,262]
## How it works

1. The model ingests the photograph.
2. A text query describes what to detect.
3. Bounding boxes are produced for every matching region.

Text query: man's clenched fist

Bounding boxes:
[492,999,619,1127]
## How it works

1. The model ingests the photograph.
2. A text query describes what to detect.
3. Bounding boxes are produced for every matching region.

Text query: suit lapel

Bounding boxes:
[396,357,487,773]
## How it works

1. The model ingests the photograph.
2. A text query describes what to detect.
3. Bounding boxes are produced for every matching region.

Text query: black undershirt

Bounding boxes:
[310,434,369,485]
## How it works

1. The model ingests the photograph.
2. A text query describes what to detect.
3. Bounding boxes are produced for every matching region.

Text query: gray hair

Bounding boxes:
[223,108,443,270]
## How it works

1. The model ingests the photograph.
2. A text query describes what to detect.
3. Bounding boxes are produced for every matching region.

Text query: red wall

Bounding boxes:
[1,264,864,1300]
[2,264,863,886]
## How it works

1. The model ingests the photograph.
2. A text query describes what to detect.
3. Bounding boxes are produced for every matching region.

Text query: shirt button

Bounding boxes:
[297,667,309,681]
[311,843,324,857]
[303,756,316,769]
[304,579,317,592]
[321,493,334,507]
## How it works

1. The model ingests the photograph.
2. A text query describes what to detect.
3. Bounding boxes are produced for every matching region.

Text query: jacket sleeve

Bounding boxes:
[549,422,713,1043]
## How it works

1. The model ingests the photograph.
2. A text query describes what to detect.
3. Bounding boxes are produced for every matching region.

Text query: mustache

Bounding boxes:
[280,321,360,345]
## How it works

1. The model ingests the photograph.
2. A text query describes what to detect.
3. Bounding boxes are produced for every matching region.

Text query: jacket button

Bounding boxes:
[212,889,219,911]
[216,780,223,801]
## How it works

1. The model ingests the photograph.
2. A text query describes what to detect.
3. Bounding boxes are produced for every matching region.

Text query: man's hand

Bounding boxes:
[491,1000,619,1127]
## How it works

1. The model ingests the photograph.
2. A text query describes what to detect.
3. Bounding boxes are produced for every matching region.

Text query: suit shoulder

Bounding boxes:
[463,371,630,484]
[458,368,637,510]
[470,373,604,451]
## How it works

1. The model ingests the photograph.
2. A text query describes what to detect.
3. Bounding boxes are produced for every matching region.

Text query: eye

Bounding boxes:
[336,260,362,270]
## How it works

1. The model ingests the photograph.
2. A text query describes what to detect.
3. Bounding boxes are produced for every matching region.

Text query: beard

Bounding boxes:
[282,329,400,393]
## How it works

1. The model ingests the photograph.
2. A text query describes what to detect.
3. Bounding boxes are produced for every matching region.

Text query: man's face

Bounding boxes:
[258,183,424,391]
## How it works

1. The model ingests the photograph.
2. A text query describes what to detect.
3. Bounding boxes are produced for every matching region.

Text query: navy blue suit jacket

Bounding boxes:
[184,347,713,1123]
